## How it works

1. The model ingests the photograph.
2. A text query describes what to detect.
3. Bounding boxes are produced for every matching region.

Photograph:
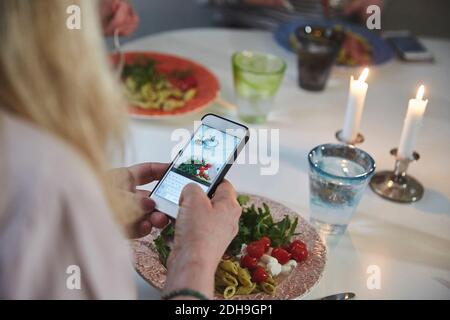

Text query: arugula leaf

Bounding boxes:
[153,223,175,266]
[122,58,166,90]
[226,195,299,254]
[237,194,250,206]
[170,68,193,79]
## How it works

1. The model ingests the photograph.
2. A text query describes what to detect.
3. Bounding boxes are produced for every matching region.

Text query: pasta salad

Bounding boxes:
[153,195,309,299]
[122,57,197,111]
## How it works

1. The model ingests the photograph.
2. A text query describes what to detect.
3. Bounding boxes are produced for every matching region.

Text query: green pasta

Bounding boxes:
[237,268,253,287]
[215,269,238,287]
[214,259,280,298]
[123,68,197,111]
[223,286,237,299]
[220,260,238,276]
[236,282,256,295]
[266,275,276,286]
[260,282,276,295]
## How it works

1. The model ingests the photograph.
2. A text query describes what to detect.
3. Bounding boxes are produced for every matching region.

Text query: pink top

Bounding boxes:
[0,113,136,299]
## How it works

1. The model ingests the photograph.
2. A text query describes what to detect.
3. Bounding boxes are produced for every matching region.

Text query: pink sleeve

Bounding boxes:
[0,150,136,299]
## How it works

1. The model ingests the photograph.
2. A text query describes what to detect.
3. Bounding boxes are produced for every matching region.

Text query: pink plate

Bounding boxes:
[131,194,327,300]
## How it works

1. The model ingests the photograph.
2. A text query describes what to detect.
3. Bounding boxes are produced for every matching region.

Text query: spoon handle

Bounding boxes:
[319,292,356,300]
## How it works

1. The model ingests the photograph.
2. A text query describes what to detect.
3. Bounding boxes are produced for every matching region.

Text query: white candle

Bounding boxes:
[341,68,369,143]
[397,85,428,160]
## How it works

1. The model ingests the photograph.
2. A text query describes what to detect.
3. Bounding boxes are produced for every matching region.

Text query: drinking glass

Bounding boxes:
[292,25,344,91]
[308,144,376,235]
[232,51,286,124]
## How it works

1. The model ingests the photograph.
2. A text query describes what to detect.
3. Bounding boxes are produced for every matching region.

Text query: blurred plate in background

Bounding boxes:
[274,19,394,66]
[111,52,220,119]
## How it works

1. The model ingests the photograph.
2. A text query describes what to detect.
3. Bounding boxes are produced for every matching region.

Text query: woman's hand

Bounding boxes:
[100,0,139,36]
[109,162,169,239]
[163,181,242,299]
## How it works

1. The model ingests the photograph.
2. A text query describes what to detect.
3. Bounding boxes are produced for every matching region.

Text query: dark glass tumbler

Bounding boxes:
[292,25,344,91]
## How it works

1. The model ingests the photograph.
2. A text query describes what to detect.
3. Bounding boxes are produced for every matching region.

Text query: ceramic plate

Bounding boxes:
[111,51,220,119]
[132,194,326,300]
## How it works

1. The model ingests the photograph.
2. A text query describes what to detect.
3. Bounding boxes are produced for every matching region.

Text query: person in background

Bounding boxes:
[0,0,241,299]
[207,0,384,30]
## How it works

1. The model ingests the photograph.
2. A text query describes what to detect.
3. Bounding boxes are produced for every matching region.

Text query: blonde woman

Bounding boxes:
[0,0,241,299]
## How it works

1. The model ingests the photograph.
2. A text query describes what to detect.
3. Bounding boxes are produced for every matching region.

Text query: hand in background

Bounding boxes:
[163,181,242,299]
[344,0,384,22]
[100,0,139,36]
[109,162,169,239]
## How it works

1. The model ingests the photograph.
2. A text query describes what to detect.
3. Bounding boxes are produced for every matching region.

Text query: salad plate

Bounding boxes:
[131,193,327,300]
[111,51,220,119]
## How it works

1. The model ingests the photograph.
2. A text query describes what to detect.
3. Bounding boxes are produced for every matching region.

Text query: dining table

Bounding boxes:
[119,28,450,299]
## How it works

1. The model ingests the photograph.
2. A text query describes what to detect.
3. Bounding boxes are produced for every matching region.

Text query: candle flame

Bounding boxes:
[416,85,425,100]
[358,67,369,82]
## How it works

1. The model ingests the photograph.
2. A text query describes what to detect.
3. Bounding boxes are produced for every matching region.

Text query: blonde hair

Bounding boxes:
[0,0,131,223]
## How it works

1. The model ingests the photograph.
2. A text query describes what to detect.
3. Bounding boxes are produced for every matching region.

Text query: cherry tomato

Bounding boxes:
[291,247,308,262]
[259,236,271,252]
[240,255,258,270]
[251,266,268,283]
[246,241,265,259]
[169,78,184,91]
[271,247,291,265]
[289,245,302,255]
[169,75,196,91]
[183,75,198,89]
[289,240,306,252]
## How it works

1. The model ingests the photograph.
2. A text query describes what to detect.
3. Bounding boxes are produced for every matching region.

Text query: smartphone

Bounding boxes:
[150,114,249,219]
[384,31,434,62]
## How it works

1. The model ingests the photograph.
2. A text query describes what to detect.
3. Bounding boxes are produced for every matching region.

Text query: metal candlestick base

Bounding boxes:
[335,130,364,145]
[369,148,424,203]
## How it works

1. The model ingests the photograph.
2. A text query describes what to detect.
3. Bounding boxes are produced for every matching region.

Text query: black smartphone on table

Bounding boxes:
[150,114,249,219]
[384,31,434,62]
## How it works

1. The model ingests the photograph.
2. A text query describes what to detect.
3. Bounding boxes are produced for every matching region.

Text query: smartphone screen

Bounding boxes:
[153,124,242,204]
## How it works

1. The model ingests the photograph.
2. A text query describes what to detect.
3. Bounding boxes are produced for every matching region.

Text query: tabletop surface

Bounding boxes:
[120,28,450,300]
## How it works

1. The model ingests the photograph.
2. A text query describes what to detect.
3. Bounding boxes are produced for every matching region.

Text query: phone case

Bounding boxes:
[150,113,250,200]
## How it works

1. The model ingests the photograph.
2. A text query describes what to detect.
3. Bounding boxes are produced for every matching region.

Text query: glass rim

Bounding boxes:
[308,143,376,181]
[232,50,287,76]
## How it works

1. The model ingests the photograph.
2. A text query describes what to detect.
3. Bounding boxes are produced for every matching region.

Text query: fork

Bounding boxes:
[113,28,125,77]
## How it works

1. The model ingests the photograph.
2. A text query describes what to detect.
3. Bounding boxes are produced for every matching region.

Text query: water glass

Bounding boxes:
[232,51,286,124]
[308,144,376,235]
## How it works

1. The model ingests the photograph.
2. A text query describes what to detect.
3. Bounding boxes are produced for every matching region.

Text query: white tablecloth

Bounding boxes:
[121,28,450,299]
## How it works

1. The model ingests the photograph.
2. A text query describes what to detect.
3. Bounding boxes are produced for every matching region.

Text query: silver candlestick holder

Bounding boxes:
[369,148,424,203]
[335,130,365,146]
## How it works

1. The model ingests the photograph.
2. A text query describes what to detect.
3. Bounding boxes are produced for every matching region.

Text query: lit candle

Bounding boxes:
[341,68,369,143]
[397,85,428,160]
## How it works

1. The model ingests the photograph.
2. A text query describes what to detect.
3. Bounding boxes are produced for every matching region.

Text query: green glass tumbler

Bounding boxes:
[232,51,286,124]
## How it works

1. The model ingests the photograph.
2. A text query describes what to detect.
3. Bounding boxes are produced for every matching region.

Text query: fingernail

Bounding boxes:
[150,212,169,228]
[139,220,152,236]
[141,197,155,211]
